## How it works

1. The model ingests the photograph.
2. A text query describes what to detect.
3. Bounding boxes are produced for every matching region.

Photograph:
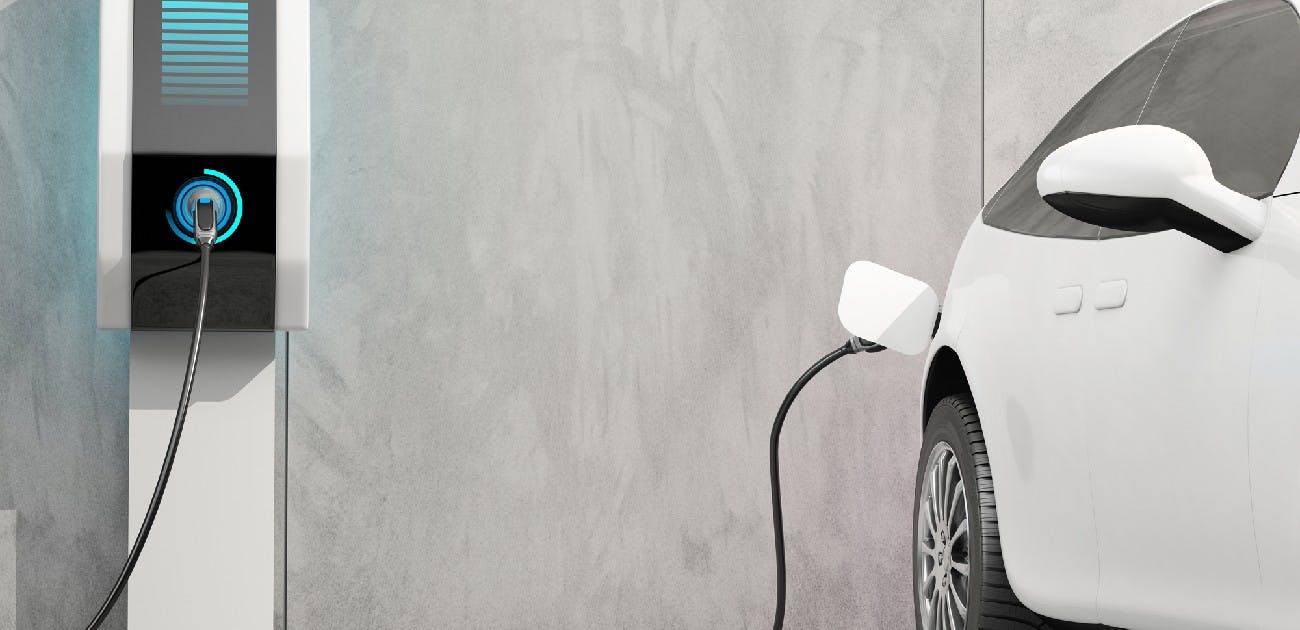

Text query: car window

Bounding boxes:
[1135,0,1300,199]
[984,0,1300,240]
[983,26,1182,238]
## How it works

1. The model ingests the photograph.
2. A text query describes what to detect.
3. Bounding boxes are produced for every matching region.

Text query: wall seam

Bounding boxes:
[282,331,289,630]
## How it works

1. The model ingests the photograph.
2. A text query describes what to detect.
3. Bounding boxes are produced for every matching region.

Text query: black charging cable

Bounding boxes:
[84,201,217,630]
[770,336,884,630]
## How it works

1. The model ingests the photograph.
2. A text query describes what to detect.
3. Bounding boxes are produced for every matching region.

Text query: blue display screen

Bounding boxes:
[160,1,250,107]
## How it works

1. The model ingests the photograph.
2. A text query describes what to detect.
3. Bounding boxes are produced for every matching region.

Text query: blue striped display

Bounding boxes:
[162,43,248,52]
[163,75,248,85]
[161,11,248,20]
[162,64,247,74]
[163,21,248,31]
[162,54,248,63]
[161,1,248,9]
[160,0,249,105]
[162,32,248,42]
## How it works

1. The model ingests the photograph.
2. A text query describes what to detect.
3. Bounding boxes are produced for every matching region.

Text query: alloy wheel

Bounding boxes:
[916,441,970,630]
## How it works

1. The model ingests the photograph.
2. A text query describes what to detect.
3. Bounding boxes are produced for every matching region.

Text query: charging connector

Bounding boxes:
[194,197,217,245]
[769,337,882,630]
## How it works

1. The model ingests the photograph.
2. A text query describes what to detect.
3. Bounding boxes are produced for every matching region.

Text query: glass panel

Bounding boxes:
[983,26,1183,238]
[1136,0,1300,200]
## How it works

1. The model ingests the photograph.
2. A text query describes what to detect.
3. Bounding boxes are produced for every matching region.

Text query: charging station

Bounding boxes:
[97,0,309,627]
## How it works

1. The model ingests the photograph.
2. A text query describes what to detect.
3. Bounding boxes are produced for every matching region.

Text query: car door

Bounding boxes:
[1245,193,1300,629]
[967,21,1187,622]
[1078,2,1300,628]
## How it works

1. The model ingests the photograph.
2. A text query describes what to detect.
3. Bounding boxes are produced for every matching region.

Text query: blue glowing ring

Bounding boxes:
[171,179,231,232]
[205,169,243,245]
[168,169,243,244]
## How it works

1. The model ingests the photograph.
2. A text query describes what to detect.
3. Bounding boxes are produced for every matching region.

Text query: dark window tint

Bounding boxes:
[1135,0,1300,199]
[983,27,1182,238]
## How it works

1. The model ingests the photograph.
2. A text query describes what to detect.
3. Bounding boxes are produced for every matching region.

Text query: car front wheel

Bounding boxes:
[914,394,1048,630]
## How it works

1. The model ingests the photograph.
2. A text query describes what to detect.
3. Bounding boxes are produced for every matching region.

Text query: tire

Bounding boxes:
[913,394,1050,630]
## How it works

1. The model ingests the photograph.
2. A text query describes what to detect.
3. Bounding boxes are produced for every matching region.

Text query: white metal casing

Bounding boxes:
[275,0,310,330]
[96,0,310,330]
[98,0,132,329]
[128,332,276,629]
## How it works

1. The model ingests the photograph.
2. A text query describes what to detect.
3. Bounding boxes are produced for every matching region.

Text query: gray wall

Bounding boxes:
[0,1,1215,629]
[0,1,131,628]
[291,1,977,627]
[1,510,14,630]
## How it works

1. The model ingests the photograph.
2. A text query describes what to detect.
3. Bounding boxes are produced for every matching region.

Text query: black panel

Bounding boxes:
[131,154,276,330]
[129,1,280,331]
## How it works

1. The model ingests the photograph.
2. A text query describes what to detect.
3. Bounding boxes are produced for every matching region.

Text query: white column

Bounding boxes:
[128,332,275,630]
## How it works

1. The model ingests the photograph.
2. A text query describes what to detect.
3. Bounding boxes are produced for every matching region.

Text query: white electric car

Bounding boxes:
[840,1,1300,628]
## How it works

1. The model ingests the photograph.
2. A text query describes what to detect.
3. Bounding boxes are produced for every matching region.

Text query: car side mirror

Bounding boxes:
[1036,124,1267,252]
[837,261,938,356]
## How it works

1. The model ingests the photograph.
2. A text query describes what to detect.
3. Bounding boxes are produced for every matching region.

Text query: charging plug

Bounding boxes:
[848,337,886,354]
[191,196,218,246]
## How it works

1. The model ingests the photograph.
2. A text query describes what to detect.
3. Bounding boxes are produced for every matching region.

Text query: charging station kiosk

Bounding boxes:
[97,0,309,626]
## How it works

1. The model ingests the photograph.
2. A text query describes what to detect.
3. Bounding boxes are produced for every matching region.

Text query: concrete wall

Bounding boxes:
[0,511,14,630]
[0,1,1225,629]
[290,1,977,627]
[0,1,131,628]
